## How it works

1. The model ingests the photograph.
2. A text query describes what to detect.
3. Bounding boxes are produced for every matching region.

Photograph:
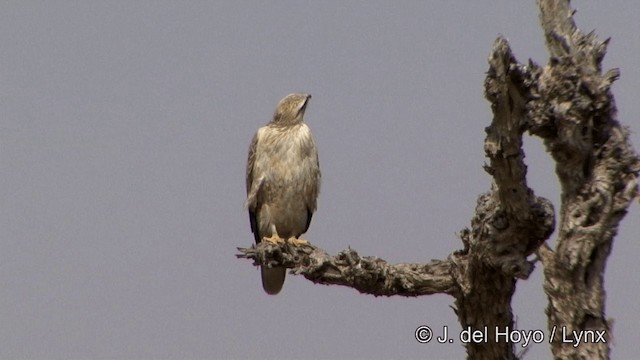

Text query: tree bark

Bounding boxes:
[237,0,639,359]
[533,0,640,358]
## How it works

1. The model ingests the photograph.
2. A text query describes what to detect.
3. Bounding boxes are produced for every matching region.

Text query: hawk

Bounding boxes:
[245,93,321,295]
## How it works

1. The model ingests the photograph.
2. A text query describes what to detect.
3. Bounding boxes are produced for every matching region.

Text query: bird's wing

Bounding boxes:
[246,131,258,196]
[245,130,262,244]
[300,125,321,233]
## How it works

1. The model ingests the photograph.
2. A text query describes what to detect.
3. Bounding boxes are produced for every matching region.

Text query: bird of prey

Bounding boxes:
[245,93,321,295]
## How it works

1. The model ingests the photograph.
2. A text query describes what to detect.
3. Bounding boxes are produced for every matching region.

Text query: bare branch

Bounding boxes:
[237,242,456,297]
[482,37,556,263]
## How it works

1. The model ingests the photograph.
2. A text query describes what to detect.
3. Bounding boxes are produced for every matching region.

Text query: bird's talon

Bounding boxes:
[287,237,310,246]
[262,235,285,245]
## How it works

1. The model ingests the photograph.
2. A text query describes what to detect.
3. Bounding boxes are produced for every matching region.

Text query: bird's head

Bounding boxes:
[272,93,311,125]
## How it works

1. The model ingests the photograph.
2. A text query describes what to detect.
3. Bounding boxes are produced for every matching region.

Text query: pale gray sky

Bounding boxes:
[1,1,638,359]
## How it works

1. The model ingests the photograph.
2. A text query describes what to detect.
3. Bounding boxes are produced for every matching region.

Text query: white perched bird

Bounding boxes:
[245,93,321,294]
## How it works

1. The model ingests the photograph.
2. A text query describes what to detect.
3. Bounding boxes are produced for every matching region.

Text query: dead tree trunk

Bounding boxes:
[533,1,640,358]
[238,0,639,359]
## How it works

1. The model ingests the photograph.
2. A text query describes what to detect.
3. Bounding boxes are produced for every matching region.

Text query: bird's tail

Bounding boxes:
[261,266,286,295]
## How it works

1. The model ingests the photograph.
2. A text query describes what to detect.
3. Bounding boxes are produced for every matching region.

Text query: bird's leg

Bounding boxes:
[286,237,310,246]
[262,226,285,246]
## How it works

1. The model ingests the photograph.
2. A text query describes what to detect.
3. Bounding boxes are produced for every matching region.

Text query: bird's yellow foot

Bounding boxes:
[262,235,285,246]
[287,237,310,246]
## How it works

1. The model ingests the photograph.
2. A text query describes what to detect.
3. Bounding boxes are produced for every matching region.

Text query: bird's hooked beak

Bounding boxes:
[300,94,311,113]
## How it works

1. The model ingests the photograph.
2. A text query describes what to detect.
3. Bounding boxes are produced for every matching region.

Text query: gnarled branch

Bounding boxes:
[237,242,456,297]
